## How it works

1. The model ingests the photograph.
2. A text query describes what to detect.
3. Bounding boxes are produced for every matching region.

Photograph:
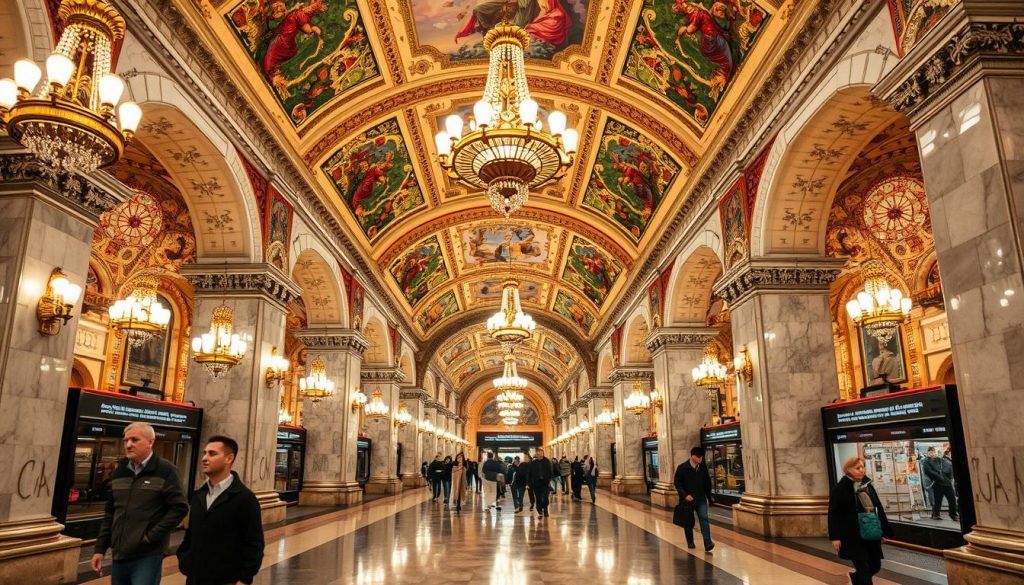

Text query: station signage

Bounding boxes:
[822,387,948,430]
[477,432,543,446]
[701,424,742,444]
[642,438,659,450]
[277,427,307,443]
[78,389,201,430]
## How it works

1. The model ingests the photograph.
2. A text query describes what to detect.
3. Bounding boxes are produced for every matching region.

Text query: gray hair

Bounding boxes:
[124,422,156,440]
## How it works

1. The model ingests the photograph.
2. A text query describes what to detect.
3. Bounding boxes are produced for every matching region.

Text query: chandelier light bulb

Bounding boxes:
[13,59,41,93]
[0,79,17,109]
[562,128,579,154]
[118,102,143,134]
[473,99,494,128]
[445,114,464,140]
[45,54,75,88]
[98,74,125,106]
[435,131,451,156]
[519,98,538,125]
[547,110,566,135]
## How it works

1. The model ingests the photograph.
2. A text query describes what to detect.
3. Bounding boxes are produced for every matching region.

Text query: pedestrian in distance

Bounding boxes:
[91,422,189,585]
[570,456,584,500]
[427,454,445,501]
[529,448,555,518]
[673,446,716,552]
[583,455,598,503]
[921,447,959,521]
[449,452,468,512]
[442,455,454,508]
[481,451,504,512]
[558,455,571,494]
[829,456,894,585]
[513,454,530,513]
[176,436,264,585]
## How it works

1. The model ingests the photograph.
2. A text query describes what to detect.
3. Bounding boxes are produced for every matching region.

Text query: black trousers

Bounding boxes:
[533,483,550,512]
[932,484,958,518]
[850,554,882,584]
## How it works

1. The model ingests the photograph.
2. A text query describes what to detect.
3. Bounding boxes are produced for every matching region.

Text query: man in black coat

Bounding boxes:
[177,436,264,585]
[427,454,445,500]
[921,447,958,521]
[528,448,555,517]
[674,446,715,552]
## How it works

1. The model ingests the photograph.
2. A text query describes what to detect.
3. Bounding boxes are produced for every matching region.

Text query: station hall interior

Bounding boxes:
[0,0,1022,583]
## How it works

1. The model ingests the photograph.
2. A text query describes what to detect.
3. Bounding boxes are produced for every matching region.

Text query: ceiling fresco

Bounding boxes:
[188,0,800,362]
[434,325,578,391]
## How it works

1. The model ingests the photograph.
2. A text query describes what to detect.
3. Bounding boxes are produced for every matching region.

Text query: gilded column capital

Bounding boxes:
[0,152,128,221]
[712,258,844,306]
[399,388,429,402]
[875,3,1024,123]
[294,328,369,355]
[361,367,407,384]
[183,263,301,309]
[644,327,718,355]
[608,368,654,384]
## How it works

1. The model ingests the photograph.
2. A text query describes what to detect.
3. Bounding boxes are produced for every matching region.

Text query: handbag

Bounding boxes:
[858,511,883,540]
[673,503,695,529]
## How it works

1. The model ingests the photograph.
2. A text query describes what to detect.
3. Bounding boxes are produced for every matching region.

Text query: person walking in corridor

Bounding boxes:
[529,448,555,518]
[829,456,893,585]
[91,422,189,584]
[513,454,530,513]
[466,458,479,493]
[442,455,454,509]
[427,454,444,501]
[584,455,598,503]
[558,455,571,494]
[481,451,504,512]
[570,456,584,500]
[449,452,467,512]
[674,447,715,552]
[176,436,264,585]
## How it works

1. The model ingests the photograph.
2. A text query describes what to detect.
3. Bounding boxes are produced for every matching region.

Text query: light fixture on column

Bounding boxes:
[364,388,390,420]
[394,402,413,428]
[418,419,434,434]
[190,304,247,378]
[278,408,293,425]
[579,418,592,434]
[623,381,651,416]
[434,13,576,219]
[265,347,289,389]
[299,356,335,403]
[692,344,727,396]
[594,400,619,426]
[108,275,171,348]
[649,387,664,411]
[486,275,536,346]
[36,267,83,336]
[845,259,912,346]
[0,0,142,173]
[350,387,368,412]
[733,345,753,385]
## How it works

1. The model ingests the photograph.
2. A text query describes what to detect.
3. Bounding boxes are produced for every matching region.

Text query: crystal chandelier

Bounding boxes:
[364,389,390,420]
[0,0,141,173]
[486,277,536,346]
[623,381,651,416]
[278,408,293,425]
[594,400,619,426]
[845,260,912,345]
[299,356,335,403]
[108,275,171,348]
[493,353,528,392]
[393,402,413,428]
[434,17,577,218]
[418,419,435,434]
[692,344,727,396]
[191,304,248,378]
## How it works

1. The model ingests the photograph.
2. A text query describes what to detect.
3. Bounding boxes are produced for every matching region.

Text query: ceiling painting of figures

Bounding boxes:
[562,236,623,307]
[461,224,552,268]
[225,0,380,126]
[582,118,682,241]
[468,279,544,305]
[389,235,450,307]
[322,118,426,241]
[552,290,596,334]
[417,290,461,332]
[441,337,474,365]
[622,0,770,127]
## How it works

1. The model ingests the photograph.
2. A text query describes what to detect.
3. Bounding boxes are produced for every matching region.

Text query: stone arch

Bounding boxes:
[290,227,349,325]
[2,0,51,70]
[424,371,437,400]
[666,239,724,326]
[292,249,345,325]
[119,71,262,262]
[623,311,651,365]
[362,314,390,365]
[597,347,614,384]
[750,50,902,259]
[399,346,415,382]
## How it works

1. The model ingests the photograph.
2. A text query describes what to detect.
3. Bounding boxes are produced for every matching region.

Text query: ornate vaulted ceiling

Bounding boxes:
[184,0,797,370]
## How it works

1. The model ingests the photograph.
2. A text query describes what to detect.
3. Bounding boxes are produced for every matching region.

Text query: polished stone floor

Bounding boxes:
[78,489,947,584]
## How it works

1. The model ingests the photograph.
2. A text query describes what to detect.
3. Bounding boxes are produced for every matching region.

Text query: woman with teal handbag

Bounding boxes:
[828,456,894,584]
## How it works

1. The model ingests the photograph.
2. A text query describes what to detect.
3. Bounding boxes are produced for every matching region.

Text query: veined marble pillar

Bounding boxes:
[422,403,438,461]
[713,258,844,536]
[610,368,653,495]
[182,264,300,525]
[0,155,125,583]
[398,388,428,488]
[295,329,367,507]
[590,387,615,488]
[362,367,405,494]
[646,328,718,509]
[877,5,1024,581]
[567,407,578,458]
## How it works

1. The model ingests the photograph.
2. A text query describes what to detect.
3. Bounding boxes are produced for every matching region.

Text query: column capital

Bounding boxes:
[712,257,845,306]
[399,387,429,402]
[644,327,718,355]
[361,367,407,384]
[875,2,1024,125]
[583,386,614,402]
[0,152,129,221]
[608,367,654,383]
[183,263,301,309]
[294,328,368,355]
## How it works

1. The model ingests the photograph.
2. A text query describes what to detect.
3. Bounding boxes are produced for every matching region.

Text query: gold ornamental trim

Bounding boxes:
[59,0,127,42]
[5,99,126,166]
[483,23,531,52]
[736,493,830,515]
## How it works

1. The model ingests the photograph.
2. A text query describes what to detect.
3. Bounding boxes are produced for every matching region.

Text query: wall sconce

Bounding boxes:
[265,347,289,389]
[418,419,435,434]
[37,268,82,336]
[734,345,753,385]
[579,418,592,434]
[595,400,620,427]
[394,402,412,428]
[351,388,368,412]
[649,387,664,411]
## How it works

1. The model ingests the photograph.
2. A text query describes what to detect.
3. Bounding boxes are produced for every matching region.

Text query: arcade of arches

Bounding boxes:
[0,0,1023,583]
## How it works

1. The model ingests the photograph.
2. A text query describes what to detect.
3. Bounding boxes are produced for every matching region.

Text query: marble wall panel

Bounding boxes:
[302,349,362,485]
[363,379,400,481]
[613,376,651,481]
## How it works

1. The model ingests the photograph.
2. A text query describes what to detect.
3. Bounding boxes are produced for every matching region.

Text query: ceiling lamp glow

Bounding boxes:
[299,356,335,403]
[845,259,912,346]
[190,304,248,378]
[434,16,576,218]
[492,353,528,392]
[364,388,390,420]
[692,344,727,393]
[108,275,171,349]
[0,0,141,173]
[623,381,651,416]
[486,277,536,346]
[594,400,619,426]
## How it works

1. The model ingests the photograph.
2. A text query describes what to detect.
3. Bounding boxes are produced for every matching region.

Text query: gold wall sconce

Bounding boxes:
[351,388,368,412]
[265,347,289,389]
[734,345,754,385]
[649,387,664,411]
[37,268,82,335]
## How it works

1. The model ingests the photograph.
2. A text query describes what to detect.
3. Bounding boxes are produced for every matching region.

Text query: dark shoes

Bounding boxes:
[686,541,696,549]
[705,543,715,553]
[544,511,550,517]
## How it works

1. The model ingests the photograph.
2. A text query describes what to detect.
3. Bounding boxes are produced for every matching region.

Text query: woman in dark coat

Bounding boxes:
[828,456,894,584]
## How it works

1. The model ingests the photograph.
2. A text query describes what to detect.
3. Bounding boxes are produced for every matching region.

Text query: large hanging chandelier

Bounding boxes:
[493,353,528,393]
[108,275,171,348]
[434,16,577,218]
[0,0,141,173]
[623,381,651,416]
[692,344,727,397]
[486,277,536,346]
[191,304,248,378]
[594,400,619,426]
[364,389,390,420]
[845,260,912,345]
[299,356,335,403]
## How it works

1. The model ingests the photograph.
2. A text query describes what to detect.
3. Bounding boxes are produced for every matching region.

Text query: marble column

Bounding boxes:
[182,264,300,525]
[713,258,844,536]
[362,367,405,494]
[646,327,718,509]
[422,402,438,461]
[295,329,367,507]
[567,407,578,458]
[0,155,126,583]
[589,387,615,488]
[610,368,653,495]
[876,5,1024,581]
[398,388,428,488]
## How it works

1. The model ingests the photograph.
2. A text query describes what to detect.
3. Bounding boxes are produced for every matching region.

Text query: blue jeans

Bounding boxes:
[442,479,452,502]
[586,476,597,501]
[111,554,162,585]
[683,499,713,548]
[511,483,525,509]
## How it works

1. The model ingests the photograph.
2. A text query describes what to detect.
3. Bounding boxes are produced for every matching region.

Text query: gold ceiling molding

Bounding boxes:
[594,0,631,85]
[377,206,633,269]
[301,76,700,168]
[566,108,602,207]
[365,0,405,86]
[402,108,441,207]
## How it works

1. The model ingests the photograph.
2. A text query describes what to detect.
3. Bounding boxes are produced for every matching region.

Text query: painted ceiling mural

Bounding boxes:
[388,234,450,307]
[480,398,541,426]
[434,325,578,391]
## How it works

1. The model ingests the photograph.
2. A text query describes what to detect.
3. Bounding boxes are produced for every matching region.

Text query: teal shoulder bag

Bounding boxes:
[856,482,883,541]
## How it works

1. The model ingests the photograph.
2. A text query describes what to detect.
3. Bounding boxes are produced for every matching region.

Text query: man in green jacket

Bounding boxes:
[91,421,189,584]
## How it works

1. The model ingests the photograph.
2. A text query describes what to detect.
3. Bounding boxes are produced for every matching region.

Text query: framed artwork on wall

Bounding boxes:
[120,293,174,390]
[860,328,907,385]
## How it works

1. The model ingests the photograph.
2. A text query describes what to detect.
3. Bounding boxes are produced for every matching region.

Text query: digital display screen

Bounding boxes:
[702,425,741,444]
[477,432,544,446]
[78,390,200,430]
[822,387,947,429]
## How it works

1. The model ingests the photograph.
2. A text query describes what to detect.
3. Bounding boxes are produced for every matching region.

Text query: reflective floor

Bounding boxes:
[79,488,946,584]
